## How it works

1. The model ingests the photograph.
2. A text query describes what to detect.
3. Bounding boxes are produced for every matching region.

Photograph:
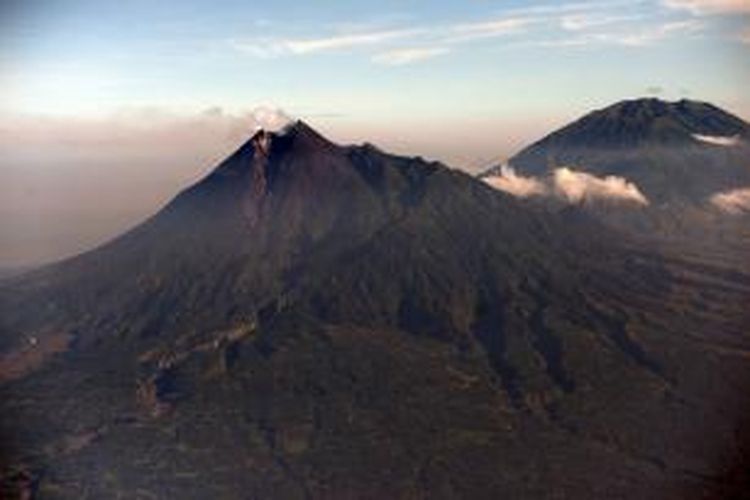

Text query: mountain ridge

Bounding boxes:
[1,117,749,499]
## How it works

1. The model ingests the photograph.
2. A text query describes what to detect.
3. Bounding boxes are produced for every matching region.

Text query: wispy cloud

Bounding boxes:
[710,187,750,214]
[231,29,420,57]
[230,2,714,63]
[446,18,531,42]
[527,19,704,48]
[560,13,640,31]
[231,16,530,62]
[605,20,704,46]
[662,0,750,45]
[662,0,750,15]
[372,47,450,66]
[283,29,422,54]
[502,1,635,17]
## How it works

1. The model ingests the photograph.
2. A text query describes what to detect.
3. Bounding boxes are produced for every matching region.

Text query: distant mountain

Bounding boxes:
[1,121,749,499]
[491,98,750,204]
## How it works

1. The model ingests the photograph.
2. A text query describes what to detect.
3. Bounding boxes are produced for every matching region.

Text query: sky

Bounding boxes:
[1,0,749,266]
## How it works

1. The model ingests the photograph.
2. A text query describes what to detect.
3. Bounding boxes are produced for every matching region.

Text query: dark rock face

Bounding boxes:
[1,121,749,499]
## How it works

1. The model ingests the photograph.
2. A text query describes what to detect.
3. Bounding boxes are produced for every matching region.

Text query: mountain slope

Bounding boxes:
[1,122,749,499]
[480,99,750,272]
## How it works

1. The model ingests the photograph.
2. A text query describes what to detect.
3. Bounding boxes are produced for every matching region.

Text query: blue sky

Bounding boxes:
[2,0,749,119]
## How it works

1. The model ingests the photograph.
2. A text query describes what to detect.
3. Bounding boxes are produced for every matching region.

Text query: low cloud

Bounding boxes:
[482,165,548,197]
[710,187,750,214]
[483,165,649,205]
[372,47,450,65]
[692,133,741,146]
[553,167,649,205]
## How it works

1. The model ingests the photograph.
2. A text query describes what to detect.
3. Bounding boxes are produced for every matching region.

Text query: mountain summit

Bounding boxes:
[504,98,750,203]
[1,120,749,499]
[519,98,748,151]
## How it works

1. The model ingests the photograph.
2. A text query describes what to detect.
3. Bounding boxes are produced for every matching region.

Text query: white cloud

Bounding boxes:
[372,47,450,65]
[231,29,421,57]
[503,1,634,17]
[482,165,548,197]
[692,133,741,146]
[740,25,750,43]
[231,16,530,60]
[447,18,531,42]
[228,38,288,59]
[662,0,750,15]
[560,13,639,31]
[511,18,703,49]
[283,29,422,54]
[603,20,704,46]
[483,165,649,205]
[231,3,709,64]
[553,167,649,204]
[710,187,750,213]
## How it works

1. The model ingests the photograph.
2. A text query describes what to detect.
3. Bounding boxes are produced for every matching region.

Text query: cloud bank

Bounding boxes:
[483,165,649,205]
[710,187,750,214]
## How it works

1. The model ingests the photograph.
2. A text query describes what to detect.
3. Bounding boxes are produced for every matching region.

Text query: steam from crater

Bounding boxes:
[249,106,294,132]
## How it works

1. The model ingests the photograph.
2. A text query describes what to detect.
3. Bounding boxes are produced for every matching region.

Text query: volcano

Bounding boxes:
[493,98,750,204]
[1,121,749,499]
[480,99,750,269]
